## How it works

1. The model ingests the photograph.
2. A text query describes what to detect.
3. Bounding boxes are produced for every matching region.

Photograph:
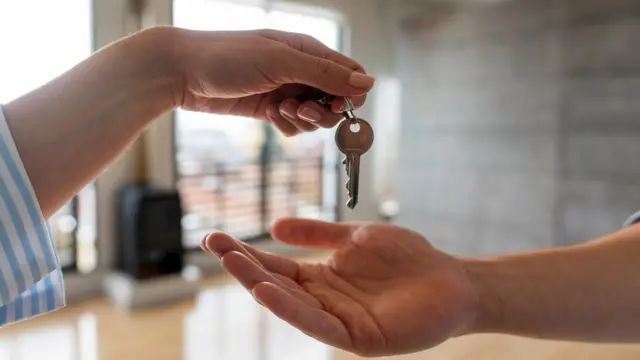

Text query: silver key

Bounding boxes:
[336,100,374,209]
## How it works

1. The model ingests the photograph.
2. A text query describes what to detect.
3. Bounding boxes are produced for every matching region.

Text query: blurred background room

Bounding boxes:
[1,0,640,359]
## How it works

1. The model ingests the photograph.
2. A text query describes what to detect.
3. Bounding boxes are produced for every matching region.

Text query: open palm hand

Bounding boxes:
[202,218,479,357]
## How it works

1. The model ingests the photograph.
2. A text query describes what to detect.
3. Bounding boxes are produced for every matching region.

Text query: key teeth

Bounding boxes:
[347,198,356,209]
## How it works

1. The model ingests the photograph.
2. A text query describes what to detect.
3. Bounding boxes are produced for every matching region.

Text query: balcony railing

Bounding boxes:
[178,156,338,248]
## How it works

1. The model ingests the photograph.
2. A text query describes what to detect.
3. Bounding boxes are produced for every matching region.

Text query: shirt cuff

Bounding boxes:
[0,105,65,326]
[624,211,640,228]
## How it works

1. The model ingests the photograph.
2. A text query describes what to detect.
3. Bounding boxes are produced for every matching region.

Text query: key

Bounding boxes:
[342,157,351,199]
[336,101,374,209]
[337,119,373,209]
[299,90,375,209]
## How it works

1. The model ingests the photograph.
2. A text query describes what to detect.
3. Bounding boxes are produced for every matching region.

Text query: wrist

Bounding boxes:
[123,26,186,110]
[460,257,505,335]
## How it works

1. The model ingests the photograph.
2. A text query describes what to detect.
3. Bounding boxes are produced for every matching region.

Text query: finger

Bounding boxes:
[204,232,271,271]
[278,47,375,97]
[267,104,300,137]
[222,251,322,308]
[204,232,299,280]
[203,232,249,258]
[330,94,367,113]
[234,244,309,301]
[279,99,319,131]
[283,112,319,132]
[271,218,358,249]
[262,31,373,103]
[296,101,343,129]
[253,282,352,350]
[240,244,300,280]
[221,251,275,290]
[258,30,364,73]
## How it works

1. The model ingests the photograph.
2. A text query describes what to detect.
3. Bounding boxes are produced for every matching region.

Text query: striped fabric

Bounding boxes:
[624,211,640,228]
[0,106,64,326]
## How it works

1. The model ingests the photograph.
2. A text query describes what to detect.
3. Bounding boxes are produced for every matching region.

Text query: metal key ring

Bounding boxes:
[343,97,357,123]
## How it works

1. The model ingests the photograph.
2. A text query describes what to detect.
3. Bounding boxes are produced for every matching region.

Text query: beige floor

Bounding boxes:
[1,254,640,360]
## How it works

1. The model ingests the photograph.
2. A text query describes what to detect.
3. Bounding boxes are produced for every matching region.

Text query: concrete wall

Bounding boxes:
[394,0,640,256]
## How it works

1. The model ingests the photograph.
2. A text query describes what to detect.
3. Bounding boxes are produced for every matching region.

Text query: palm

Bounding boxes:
[204,219,478,357]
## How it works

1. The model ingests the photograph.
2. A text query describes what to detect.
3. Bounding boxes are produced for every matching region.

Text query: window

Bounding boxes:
[174,0,342,248]
[0,0,98,272]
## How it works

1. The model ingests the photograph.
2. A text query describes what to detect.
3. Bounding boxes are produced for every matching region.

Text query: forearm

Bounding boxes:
[464,224,640,342]
[2,27,179,218]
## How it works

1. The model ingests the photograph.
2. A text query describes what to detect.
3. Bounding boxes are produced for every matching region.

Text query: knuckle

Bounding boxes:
[315,58,333,75]
[300,33,318,43]
[273,41,292,53]
[257,28,285,40]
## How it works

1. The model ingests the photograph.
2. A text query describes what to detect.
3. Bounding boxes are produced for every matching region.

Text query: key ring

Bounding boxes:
[343,97,357,124]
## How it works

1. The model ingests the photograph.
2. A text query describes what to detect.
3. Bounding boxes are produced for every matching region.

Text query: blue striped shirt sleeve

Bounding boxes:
[624,211,640,228]
[0,105,65,326]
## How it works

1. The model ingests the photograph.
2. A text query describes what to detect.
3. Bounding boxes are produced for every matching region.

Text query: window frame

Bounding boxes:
[60,197,79,272]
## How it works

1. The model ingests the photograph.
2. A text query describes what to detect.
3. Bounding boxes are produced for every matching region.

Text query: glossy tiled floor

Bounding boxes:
[2,254,640,360]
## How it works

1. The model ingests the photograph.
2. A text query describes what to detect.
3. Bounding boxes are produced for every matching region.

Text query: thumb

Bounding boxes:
[271,218,358,249]
[279,48,376,96]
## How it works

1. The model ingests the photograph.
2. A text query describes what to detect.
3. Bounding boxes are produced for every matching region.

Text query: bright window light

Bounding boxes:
[0,0,97,272]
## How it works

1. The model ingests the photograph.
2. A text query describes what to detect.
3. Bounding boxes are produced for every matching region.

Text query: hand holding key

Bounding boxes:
[169,28,373,136]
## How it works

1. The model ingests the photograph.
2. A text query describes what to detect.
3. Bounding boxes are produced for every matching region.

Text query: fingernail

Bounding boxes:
[280,104,298,120]
[349,72,375,89]
[299,107,321,123]
[265,106,279,123]
[200,235,209,252]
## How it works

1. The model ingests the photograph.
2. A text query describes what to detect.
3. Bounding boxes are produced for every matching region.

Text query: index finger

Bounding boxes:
[271,218,361,249]
[257,29,365,73]
[203,232,299,279]
[329,95,367,113]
